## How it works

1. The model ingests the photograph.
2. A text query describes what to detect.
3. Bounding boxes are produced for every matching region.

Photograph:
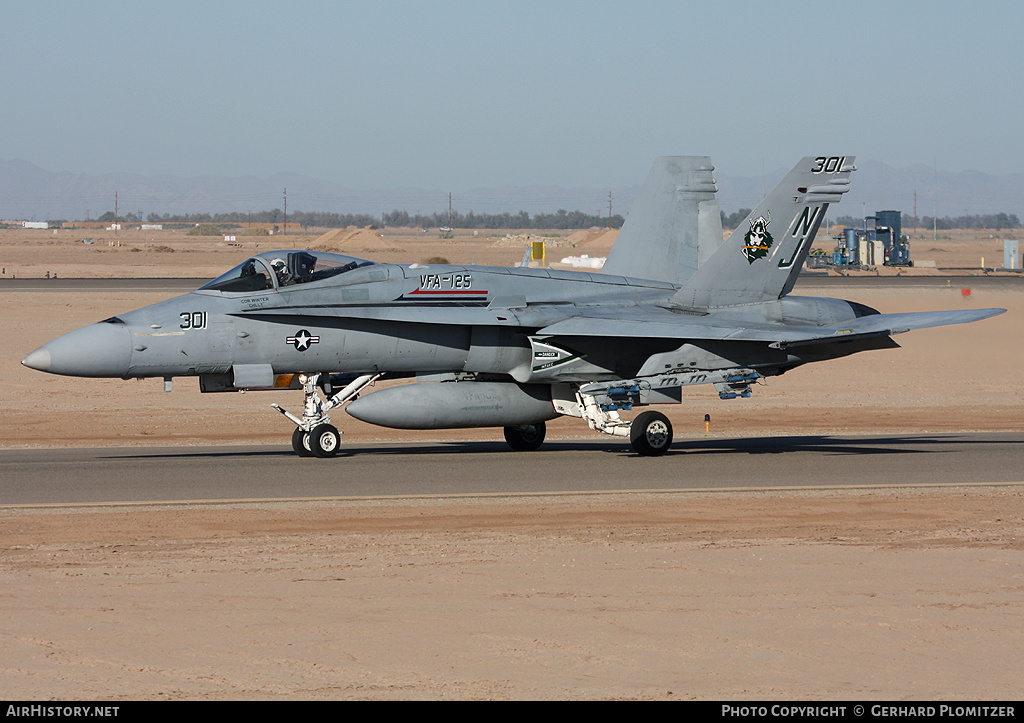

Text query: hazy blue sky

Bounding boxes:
[2,0,1021,191]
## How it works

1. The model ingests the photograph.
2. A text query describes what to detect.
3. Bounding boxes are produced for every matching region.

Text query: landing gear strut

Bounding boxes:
[274,372,381,458]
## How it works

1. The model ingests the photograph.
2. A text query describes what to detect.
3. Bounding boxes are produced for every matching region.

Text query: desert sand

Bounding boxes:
[1,227,1022,700]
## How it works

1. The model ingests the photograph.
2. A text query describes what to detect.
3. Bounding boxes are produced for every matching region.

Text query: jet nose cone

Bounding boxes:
[21,347,52,372]
[22,321,132,377]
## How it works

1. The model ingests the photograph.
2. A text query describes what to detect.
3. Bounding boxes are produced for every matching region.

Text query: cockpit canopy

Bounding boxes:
[199,250,375,292]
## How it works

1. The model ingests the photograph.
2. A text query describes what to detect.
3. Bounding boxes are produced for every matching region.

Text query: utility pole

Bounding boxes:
[283,188,287,235]
[448,192,453,229]
[114,191,118,235]
[608,191,613,229]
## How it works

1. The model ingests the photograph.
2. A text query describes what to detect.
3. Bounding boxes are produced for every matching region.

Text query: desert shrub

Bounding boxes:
[187,224,221,236]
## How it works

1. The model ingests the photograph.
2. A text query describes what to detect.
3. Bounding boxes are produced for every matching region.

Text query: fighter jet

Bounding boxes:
[22,156,1005,457]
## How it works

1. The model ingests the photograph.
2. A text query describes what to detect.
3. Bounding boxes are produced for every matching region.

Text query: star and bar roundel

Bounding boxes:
[286,329,320,351]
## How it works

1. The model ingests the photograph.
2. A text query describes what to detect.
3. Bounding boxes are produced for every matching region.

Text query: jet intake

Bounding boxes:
[345,381,558,429]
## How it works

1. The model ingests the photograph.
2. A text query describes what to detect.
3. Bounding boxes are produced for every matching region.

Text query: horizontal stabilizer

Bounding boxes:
[812,307,1006,336]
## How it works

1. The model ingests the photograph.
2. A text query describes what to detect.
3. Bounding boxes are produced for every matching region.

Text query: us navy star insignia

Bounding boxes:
[286,329,319,351]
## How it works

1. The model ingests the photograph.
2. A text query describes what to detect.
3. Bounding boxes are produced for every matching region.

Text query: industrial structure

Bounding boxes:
[808,210,911,269]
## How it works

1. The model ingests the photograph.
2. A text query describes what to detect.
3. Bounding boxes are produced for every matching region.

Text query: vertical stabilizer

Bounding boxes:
[672,156,855,309]
[603,157,721,285]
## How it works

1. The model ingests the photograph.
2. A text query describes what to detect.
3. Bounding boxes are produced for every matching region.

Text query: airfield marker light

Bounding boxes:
[705,413,711,433]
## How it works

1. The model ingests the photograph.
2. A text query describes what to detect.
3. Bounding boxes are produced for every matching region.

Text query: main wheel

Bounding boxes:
[292,427,313,457]
[630,411,672,456]
[309,423,341,458]
[503,422,546,451]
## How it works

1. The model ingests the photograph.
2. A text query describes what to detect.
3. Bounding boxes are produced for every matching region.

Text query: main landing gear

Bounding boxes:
[575,387,674,456]
[274,372,380,458]
[504,402,674,456]
[629,411,673,456]
[503,422,546,451]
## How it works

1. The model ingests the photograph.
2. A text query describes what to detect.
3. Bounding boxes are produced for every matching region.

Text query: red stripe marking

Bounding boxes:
[409,288,488,295]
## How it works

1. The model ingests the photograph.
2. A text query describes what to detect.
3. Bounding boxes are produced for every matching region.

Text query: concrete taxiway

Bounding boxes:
[2,432,1022,506]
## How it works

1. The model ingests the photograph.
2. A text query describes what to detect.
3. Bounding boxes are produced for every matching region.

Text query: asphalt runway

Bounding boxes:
[2,432,1022,506]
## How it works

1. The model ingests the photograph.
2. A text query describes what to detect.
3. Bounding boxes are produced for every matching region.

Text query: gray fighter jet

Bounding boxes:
[22,156,1005,457]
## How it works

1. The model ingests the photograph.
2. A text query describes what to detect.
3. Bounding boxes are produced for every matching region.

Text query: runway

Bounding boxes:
[2,432,1022,506]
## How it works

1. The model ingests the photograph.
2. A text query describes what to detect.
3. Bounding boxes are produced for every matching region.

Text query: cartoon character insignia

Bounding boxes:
[286,329,320,351]
[741,211,773,264]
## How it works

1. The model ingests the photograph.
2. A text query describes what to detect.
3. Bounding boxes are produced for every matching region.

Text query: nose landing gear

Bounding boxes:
[274,372,381,458]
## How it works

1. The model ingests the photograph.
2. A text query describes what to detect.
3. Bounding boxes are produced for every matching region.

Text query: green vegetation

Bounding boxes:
[721,208,753,229]
[144,208,623,230]
[108,207,1021,233]
[187,223,224,236]
[384,209,624,230]
[149,210,378,228]
[834,213,1020,230]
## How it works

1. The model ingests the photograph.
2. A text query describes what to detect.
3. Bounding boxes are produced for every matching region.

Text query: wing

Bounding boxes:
[535,305,1007,346]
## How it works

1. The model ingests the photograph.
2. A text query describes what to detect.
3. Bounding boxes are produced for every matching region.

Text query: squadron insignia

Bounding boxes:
[741,212,773,264]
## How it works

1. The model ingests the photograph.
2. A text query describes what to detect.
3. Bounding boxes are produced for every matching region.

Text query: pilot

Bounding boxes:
[270,258,294,286]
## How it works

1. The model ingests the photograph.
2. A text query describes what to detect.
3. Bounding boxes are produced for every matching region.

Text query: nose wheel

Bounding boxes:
[291,427,313,457]
[289,422,340,457]
[308,424,340,458]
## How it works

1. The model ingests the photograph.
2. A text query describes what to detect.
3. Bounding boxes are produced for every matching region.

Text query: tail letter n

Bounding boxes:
[778,206,822,268]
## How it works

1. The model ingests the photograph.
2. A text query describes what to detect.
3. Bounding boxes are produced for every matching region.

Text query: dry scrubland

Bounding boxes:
[1,225,1022,700]
[1,224,1018,280]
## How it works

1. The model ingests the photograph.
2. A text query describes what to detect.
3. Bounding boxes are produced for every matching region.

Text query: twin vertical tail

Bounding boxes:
[602,157,722,286]
[672,155,855,309]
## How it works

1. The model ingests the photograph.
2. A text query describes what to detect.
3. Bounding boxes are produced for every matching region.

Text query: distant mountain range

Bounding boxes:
[2,158,1022,224]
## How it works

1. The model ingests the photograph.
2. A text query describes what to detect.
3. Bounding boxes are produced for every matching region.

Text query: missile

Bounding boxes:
[345,381,558,429]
